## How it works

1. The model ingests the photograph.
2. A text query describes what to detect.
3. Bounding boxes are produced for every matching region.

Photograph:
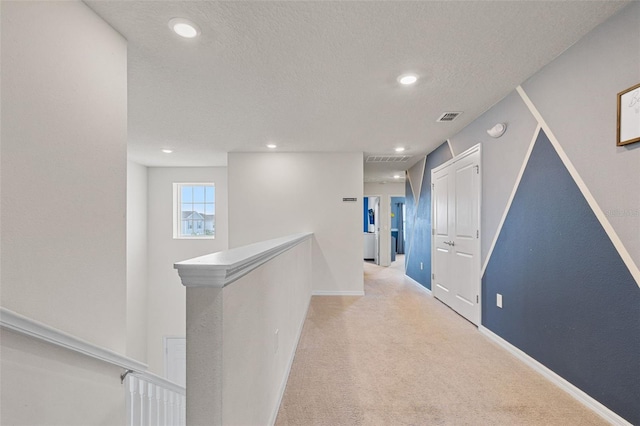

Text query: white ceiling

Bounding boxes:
[86,0,627,183]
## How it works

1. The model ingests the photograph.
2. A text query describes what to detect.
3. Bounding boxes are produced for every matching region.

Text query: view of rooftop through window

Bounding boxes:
[176,183,215,238]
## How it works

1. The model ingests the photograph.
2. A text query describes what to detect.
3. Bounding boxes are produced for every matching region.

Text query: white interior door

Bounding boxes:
[432,145,481,325]
[165,337,186,387]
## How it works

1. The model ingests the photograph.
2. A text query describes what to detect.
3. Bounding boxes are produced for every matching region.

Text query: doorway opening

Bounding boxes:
[363,196,380,265]
[390,196,405,266]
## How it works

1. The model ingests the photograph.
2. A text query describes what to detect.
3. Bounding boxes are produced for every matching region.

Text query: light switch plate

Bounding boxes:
[496,294,503,308]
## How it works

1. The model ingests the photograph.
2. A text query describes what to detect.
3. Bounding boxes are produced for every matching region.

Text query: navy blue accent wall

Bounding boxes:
[390,197,404,230]
[482,130,640,424]
[404,178,415,268]
[363,197,369,232]
[406,143,452,289]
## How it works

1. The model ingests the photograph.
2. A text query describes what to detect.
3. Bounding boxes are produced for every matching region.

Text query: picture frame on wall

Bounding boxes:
[617,82,640,146]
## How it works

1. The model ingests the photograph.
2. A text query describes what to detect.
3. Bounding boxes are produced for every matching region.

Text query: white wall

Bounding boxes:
[0,1,128,424]
[127,161,148,361]
[1,0,127,353]
[223,238,312,425]
[228,153,363,295]
[449,91,538,265]
[364,182,405,266]
[521,2,640,267]
[1,331,125,426]
[146,167,228,375]
[185,238,312,426]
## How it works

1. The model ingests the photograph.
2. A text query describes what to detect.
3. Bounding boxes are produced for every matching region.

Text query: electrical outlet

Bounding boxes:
[496,294,503,308]
[420,262,423,270]
[274,329,279,353]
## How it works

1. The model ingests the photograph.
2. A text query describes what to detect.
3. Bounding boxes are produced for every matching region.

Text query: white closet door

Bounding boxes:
[165,337,186,387]
[432,145,481,325]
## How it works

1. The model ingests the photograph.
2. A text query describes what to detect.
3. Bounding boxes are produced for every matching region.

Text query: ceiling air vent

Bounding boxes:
[366,155,410,163]
[437,112,462,122]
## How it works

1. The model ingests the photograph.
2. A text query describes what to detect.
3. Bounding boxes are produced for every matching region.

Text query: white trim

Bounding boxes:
[406,156,426,206]
[163,335,187,387]
[431,143,481,174]
[446,139,455,157]
[431,144,482,326]
[404,274,433,296]
[268,295,312,426]
[173,182,216,240]
[131,370,185,396]
[415,156,427,204]
[175,232,313,288]
[405,156,428,265]
[481,125,541,276]
[312,290,365,296]
[0,308,147,372]
[479,326,632,426]
[516,86,640,287]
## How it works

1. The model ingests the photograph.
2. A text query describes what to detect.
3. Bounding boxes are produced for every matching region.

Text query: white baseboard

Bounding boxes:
[404,275,432,296]
[269,294,312,426]
[312,290,365,296]
[478,326,631,426]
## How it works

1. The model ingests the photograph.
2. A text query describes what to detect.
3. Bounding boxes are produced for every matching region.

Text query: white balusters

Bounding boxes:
[125,373,185,426]
[127,375,139,426]
[147,382,155,426]
[139,378,146,426]
[163,389,169,426]
[155,386,162,426]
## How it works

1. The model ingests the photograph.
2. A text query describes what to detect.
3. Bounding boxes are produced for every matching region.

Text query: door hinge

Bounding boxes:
[476,230,479,238]
[475,165,479,174]
[432,273,435,280]
[476,295,479,303]
[432,228,435,235]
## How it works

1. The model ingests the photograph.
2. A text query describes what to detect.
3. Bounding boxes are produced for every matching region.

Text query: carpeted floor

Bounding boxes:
[275,256,606,426]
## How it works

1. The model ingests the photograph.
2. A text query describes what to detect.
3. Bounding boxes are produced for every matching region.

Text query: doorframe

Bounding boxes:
[163,335,186,384]
[430,143,482,325]
[363,195,383,265]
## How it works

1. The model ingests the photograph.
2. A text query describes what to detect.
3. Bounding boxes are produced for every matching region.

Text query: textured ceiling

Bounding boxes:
[86,0,627,183]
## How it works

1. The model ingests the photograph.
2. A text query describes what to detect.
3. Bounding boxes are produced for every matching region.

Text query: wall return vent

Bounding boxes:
[437,112,462,122]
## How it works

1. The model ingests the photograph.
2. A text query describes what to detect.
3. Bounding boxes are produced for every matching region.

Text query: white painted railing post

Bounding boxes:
[180,395,186,426]
[163,389,169,426]
[185,287,224,425]
[175,233,313,426]
[138,378,146,426]
[147,382,154,426]
[155,386,162,426]
[127,376,137,426]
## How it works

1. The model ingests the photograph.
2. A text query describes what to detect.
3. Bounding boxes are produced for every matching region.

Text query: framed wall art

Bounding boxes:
[617,82,640,146]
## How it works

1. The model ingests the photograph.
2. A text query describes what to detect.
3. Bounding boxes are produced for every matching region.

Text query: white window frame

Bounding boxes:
[173,182,215,239]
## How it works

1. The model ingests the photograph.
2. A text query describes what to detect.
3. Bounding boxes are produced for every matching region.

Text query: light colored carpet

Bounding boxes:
[275,257,606,426]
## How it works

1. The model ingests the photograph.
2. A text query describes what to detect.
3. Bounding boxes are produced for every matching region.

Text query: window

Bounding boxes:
[173,183,215,239]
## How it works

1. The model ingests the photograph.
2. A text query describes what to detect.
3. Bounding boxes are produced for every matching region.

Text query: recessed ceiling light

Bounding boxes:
[395,147,405,152]
[393,175,401,179]
[266,144,277,149]
[169,18,200,39]
[398,74,418,85]
[162,149,173,154]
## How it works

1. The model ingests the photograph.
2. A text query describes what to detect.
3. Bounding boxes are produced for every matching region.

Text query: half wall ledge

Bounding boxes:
[174,232,314,288]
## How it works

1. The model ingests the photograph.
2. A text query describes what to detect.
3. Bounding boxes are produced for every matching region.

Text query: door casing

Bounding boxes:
[431,144,482,325]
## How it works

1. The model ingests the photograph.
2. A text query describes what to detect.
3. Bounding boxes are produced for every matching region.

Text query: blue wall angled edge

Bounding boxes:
[405,143,452,289]
[482,130,640,424]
